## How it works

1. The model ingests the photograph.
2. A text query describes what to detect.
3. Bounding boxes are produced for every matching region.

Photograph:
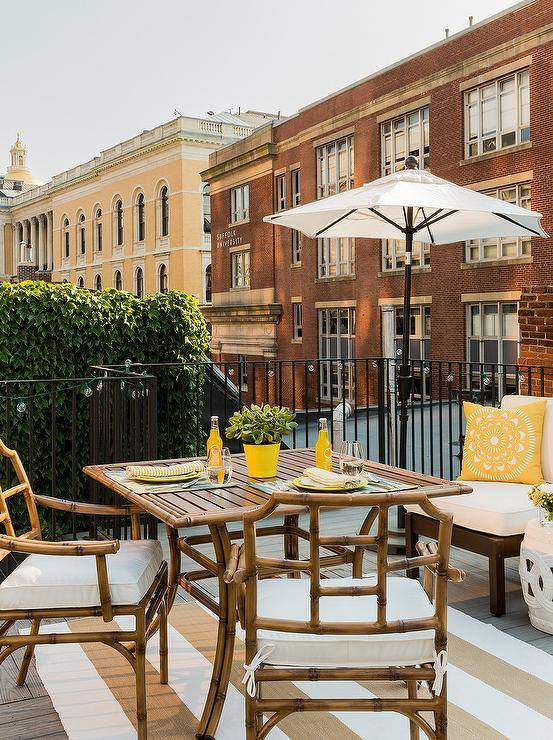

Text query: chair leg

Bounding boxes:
[489,546,506,616]
[159,597,168,685]
[245,691,257,740]
[405,513,420,579]
[16,618,40,686]
[136,641,147,740]
[407,680,419,740]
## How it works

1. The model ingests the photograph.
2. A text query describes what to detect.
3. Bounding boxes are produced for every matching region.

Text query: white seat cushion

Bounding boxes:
[256,576,435,668]
[0,539,163,610]
[405,480,535,536]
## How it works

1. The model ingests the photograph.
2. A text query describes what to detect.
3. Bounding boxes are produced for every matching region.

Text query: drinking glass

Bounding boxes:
[339,441,365,477]
[207,447,233,485]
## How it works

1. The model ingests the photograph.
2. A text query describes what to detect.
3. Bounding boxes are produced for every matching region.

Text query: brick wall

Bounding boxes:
[518,285,553,396]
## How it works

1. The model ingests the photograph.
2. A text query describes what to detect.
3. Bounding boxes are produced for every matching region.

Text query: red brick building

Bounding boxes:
[202,0,553,403]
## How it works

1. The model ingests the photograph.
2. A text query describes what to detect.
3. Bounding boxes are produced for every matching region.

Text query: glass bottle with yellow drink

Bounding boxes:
[206,416,223,481]
[315,417,333,471]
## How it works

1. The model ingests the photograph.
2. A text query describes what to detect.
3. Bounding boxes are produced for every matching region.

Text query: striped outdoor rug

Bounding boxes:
[22,602,553,739]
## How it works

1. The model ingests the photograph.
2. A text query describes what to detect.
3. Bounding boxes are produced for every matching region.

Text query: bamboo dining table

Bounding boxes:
[84,448,469,739]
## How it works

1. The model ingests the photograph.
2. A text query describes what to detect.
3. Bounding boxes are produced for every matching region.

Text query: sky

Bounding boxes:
[1,0,522,182]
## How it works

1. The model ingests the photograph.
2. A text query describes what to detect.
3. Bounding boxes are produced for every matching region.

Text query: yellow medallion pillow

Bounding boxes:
[459,400,547,484]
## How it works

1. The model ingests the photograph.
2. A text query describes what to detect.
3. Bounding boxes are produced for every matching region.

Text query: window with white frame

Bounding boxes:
[394,305,431,361]
[466,182,531,262]
[114,270,123,290]
[381,106,429,175]
[158,263,168,293]
[382,239,430,271]
[317,238,355,278]
[230,184,249,223]
[114,199,124,246]
[62,218,70,258]
[318,307,356,400]
[78,213,86,255]
[316,135,354,199]
[239,355,248,391]
[231,249,250,288]
[136,193,145,242]
[292,302,303,340]
[202,183,211,233]
[276,174,286,211]
[291,168,301,206]
[159,186,169,237]
[94,208,102,252]
[467,301,519,366]
[135,266,144,298]
[291,230,301,264]
[94,274,102,291]
[464,69,530,158]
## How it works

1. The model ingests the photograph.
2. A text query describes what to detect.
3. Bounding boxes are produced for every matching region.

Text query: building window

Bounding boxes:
[159,186,169,237]
[381,107,429,175]
[382,239,430,271]
[467,301,519,366]
[292,302,303,340]
[231,249,250,288]
[291,230,301,264]
[239,355,248,392]
[465,69,530,158]
[317,237,355,278]
[394,306,431,361]
[202,184,211,233]
[136,193,145,242]
[158,263,168,293]
[114,199,124,246]
[276,174,286,211]
[316,135,354,198]
[135,267,144,298]
[114,270,123,290]
[94,208,103,252]
[318,307,356,400]
[62,218,70,258]
[230,184,249,223]
[78,213,86,255]
[94,274,102,291]
[77,276,85,288]
[291,168,301,206]
[205,264,212,302]
[466,183,531,262]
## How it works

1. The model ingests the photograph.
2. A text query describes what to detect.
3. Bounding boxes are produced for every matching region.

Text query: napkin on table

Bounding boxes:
[303,466,365,489]
[125,460,204,479]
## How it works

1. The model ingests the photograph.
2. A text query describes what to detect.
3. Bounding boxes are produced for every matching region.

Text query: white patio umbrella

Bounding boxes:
[264,157,547,468]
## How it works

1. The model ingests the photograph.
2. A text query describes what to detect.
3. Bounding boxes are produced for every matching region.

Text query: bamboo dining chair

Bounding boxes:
[226,484,467,740]
[0,440,168,740]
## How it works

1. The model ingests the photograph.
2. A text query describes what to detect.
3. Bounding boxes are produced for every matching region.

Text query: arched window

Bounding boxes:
[114,270,123,290]
[158,263,168,293]
[205,264,212,303]
[202,183,211,234]
[135,267,144,298]
[136,193,145,242]
[77,276,85,288]
[78,213,86,255]
[62,217,70,258]
[114,199,124,246]
[94,208,103,252]
[159,185,169,237]
[94,274,102,291]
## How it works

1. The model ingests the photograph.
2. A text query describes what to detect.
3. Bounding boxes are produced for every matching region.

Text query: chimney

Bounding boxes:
[469,15,474,26]
[445,28,449,39]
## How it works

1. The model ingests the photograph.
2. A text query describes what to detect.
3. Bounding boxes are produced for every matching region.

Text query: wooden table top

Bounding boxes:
[83,449,471,529]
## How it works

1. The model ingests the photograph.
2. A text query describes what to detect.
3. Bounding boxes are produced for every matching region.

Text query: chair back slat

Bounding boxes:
[0,440,42,560]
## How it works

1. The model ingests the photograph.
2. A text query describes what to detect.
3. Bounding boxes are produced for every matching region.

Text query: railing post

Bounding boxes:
[377,358,386,464]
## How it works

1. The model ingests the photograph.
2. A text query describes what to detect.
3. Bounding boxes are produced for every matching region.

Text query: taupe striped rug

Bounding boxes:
[22,603,553,739]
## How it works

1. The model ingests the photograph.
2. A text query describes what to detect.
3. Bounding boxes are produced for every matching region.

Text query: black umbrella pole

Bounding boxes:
[398,228,414,471]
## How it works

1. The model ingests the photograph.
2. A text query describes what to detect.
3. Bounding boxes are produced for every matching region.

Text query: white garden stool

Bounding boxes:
[519,517,553,634]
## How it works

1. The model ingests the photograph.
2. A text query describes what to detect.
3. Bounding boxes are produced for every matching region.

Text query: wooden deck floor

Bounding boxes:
[0,510,547,739]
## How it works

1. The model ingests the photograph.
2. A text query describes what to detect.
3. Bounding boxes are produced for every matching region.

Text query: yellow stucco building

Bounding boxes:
[0,111,274,300]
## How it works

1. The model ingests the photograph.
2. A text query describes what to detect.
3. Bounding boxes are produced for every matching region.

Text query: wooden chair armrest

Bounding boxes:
[34,494,131,517]
[0,534,119,556]
[415,541,466,582]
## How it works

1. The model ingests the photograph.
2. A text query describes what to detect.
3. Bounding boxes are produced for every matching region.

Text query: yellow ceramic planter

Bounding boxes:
[243,443,281,478]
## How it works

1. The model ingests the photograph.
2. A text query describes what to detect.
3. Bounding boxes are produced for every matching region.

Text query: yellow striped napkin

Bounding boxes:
[125,460,204,479]
[304,466,365,489]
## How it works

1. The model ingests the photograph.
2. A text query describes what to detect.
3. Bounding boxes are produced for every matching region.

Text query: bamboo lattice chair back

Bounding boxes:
[0,440,42,558]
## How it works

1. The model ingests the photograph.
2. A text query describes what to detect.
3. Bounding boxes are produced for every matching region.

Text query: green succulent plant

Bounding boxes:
[226,404,297,445]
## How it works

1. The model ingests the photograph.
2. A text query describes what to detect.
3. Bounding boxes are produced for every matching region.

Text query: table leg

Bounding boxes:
[196,524,236,739]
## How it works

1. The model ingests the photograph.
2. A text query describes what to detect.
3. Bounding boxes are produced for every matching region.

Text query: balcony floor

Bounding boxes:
[0,509,549,739]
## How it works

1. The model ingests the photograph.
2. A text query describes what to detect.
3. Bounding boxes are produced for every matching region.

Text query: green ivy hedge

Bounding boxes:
[0,281,209,537]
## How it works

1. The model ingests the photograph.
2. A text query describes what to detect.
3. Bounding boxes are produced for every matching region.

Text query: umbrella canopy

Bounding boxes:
[263,166,547,243]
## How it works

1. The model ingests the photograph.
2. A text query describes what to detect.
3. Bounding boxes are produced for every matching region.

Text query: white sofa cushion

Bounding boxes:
[405,480,535,536]
[255,576,435,668]
[500,395,553,483]
[0,539,163,610]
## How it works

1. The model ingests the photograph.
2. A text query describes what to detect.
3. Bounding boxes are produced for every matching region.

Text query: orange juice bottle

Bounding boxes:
[315,418,333,471]
[206,416,223,466]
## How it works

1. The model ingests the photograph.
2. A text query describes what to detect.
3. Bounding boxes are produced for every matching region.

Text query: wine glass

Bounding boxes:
[339,441,365,477]
[207,447,233,485]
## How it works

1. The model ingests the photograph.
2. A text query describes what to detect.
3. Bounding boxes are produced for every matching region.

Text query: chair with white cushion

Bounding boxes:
[405,395,553,616]
[0,440,168,740]
[225,482,467,740]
